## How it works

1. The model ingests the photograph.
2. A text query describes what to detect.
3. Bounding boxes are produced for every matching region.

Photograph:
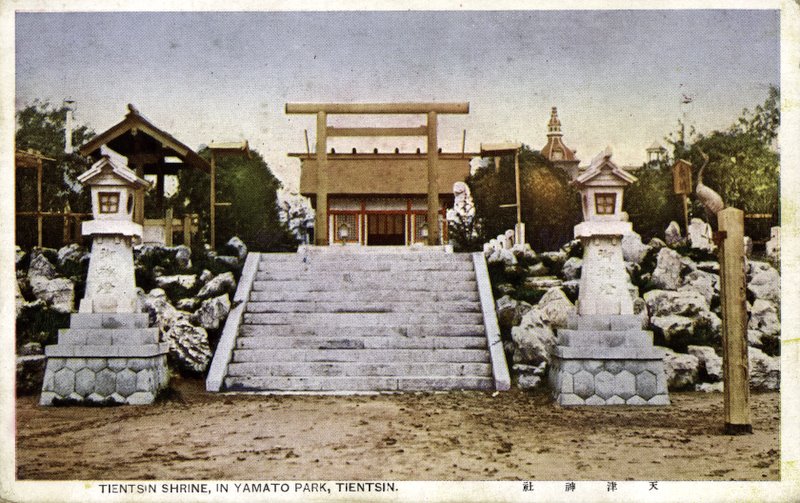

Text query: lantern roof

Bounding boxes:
[573,147,637,188]
[77,155,151,189]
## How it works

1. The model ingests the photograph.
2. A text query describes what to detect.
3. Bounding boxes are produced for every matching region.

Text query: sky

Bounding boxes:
[15,10,780,190]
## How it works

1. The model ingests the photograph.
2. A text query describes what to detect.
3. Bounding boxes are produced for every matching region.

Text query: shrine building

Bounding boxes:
[287,102,478,246]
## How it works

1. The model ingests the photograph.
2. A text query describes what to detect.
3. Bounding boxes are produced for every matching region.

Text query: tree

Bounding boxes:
[468,145,582,250]
[173,148,297,251]
[446,181,481,251]
[15,100,95,214]
[668,86,780,221]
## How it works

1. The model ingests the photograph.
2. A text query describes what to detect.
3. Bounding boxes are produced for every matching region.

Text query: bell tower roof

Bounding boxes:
[541,107,577,162]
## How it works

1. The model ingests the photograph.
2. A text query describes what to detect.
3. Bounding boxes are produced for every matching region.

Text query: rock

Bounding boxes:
[215,255,241,270]
[651,247,682,290]
[562,257,582,281]
[174,245,193,271]
[523,277,562,290]
[198,269,214,285]
[747,263,780,304]
[488,248,517,266]
[197,271,236,299]
[56,243,87,269]
[495,283,516,296]
[633,297,649,329]
[176,297,200,312]
[510,243,536,261]
[155,274,199,301]
[527,263,550,276]
[16,280,25,318]
[560,239,582,258]
[664,221,683,246]
[695,382,723,393]
[27,253,57,287]
[155,274,198,291]
[513,362,547,390]
[696,261,719,273]
[747,260,773,276]
[140,291,212,373]
[536,287,575,329]
[562,280,580,299]
[15,245,26,267]
[510,310,556,366]
[748,347,780,390]
[539,250,567,271]
[647,237,666,250]
[622,231,649,264]
[651,315,693,344]
[226,236,249,262]
[191,293,231,331]
[687,345,723,382]
[687,218,716,252]
[765,226,780,261]
[19,341,43,356]
[164,317,212,374]
[748,299,780,337]
[661,348,700,390]
[495,295,532,330]
[644,289,708,318]
[679,269,719,305]
[743,236,753,258]
[16,354,47,395]
[32,277,75,314]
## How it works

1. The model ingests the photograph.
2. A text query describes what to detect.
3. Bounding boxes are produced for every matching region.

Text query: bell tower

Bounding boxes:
[541,107,580,178]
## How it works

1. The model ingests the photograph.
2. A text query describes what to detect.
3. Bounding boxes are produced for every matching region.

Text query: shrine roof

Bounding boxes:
[79,104,210,173]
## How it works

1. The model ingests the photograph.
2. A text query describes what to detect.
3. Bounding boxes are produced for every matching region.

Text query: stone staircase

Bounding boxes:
[207,247,509,393]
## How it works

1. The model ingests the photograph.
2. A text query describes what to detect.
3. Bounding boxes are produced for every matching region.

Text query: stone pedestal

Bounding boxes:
[549,314,669,405]
[549,220,669,406]
[40,313,169,405]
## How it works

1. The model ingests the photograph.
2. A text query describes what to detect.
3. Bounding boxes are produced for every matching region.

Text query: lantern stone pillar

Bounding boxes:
[40,156,170,406]
[549,150,669,406]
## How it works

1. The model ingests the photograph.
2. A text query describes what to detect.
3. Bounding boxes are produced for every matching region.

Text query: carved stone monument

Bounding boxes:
[549,150,669,406]
[40,156,169,405]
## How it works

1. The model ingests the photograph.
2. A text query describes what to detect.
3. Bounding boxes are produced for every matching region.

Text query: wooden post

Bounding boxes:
[717,207,752,434]
[36,157,43,247]
[316,111,329,245]
[164,207,174,247]
[183,214,192,247]
[682,194,689,233]
[426,111,439,245]
[210,151,217,248]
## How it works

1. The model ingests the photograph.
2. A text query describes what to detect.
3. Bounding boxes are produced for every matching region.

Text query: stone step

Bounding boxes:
[223,375,494,392]
[231,348,491,363]
[242,312,485,326]
[255,270,476,282]
[258,261,474,272]
[244,301,481,314]
[251,279,476,292]
[235,335,488,350]
[58,327,160,345]
[248,290,480,303]
[226,362,493,378]
[239,324,487,338]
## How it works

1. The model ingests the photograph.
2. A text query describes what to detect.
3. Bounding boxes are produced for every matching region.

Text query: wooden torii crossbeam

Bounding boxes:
[285,102,469,245]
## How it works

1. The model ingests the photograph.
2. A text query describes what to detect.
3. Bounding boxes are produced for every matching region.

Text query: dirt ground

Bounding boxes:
[15,377,780,481]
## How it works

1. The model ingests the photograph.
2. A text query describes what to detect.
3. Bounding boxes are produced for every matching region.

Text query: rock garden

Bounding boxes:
[487,219,781,394]
[15,237,249,395]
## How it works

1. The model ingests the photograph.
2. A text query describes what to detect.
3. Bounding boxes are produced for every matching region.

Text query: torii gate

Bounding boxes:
[285,102,469,245]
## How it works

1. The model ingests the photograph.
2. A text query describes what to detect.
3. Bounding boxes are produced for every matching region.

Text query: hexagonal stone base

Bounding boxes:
[549,355,669,406]
[40,354,168,406]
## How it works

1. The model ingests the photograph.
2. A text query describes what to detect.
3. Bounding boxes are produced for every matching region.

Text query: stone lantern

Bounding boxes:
[40,156,169,405]
[548,150,669,406]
